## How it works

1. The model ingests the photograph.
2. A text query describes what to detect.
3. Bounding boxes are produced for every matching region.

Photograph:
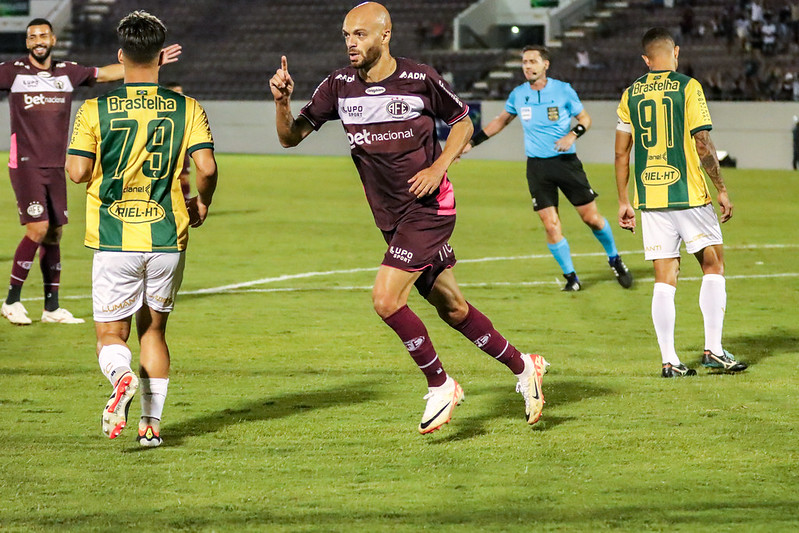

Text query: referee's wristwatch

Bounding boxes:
[571,124,586,138]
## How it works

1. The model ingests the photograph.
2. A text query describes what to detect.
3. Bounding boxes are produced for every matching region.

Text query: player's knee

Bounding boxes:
[544,223,561,241]
[698,246,725,275]
[25,224,48,243]
[42,231,61,245]
[702,262,725,276]
[372,292,403,319]
[44,225,62,243]
[139,324,168,341]
[542,214,561,230]
[583,213,604,230]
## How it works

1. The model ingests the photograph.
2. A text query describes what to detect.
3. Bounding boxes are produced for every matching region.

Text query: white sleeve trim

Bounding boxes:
[616,119,632,134]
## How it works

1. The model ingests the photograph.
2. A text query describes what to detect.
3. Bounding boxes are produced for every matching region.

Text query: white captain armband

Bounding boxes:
[616,119,632,134]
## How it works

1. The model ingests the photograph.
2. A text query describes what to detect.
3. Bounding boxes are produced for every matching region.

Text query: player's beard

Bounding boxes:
[351,43,381,71]
[29,45,52,63]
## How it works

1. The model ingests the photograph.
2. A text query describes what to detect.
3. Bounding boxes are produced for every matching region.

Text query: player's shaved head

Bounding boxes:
[642,27,675,58]
[640,26,679,71]
[346,2,392,32]
[342,1,393,73]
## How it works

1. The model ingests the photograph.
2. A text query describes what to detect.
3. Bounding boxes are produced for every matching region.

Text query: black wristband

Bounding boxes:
[470,129,489,147]
[571,124,587,138]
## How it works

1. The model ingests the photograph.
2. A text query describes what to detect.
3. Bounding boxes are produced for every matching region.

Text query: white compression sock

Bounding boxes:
[652,283,680,365]
[140,378,169,420]
[98,344,133,386]
[699,274,726,355]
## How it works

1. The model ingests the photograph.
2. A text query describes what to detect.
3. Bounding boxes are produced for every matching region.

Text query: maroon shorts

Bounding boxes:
[381,213,457,298]
[9,166,69,225]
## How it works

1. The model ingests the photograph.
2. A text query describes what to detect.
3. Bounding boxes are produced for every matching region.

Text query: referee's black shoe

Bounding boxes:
[609,255,633,289]
[562,272,581,292]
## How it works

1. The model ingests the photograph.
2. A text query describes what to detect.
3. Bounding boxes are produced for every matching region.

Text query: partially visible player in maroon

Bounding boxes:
[0,18,181,325]
[270,2,549,433]
[163,81,192,200]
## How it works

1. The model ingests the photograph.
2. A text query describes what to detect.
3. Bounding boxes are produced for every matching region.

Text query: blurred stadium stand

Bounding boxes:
[47,0,485,100]
[2,0,798,102]
[466,0,799,102]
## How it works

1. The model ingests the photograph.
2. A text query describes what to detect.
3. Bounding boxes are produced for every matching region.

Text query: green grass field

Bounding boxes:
[0,153,797,531]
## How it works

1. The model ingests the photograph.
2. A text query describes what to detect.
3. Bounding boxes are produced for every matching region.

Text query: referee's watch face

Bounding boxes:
[522,50,548,83]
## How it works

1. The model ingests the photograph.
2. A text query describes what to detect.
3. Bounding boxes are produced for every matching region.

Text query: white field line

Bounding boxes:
[32,242,798,301]
[182,242,799,295]
[169,271,799,296]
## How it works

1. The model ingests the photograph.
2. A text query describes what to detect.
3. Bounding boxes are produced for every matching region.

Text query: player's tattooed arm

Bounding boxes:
[695,129,733,222]
[694,130,724,190]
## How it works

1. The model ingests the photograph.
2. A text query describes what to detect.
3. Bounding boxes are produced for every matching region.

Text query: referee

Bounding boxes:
[462,45,632,291]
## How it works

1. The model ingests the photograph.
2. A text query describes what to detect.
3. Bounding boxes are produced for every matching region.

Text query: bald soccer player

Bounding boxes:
[270,2,549,433]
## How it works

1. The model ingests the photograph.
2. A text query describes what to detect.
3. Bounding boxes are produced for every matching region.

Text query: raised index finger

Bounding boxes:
[281,55,288,73]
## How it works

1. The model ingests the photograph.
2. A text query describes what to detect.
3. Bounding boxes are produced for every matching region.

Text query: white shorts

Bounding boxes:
[92,251,185,322]
[641,204,723,260]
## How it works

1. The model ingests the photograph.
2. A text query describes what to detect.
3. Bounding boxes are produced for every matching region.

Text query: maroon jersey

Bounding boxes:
[181,152,191,175]
[300,57,469,231]
[0,57,97,168]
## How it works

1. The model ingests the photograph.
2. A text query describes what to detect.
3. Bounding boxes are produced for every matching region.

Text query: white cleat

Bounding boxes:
[517,353,547,425]
[102,371,139,439]
[41,308,85,324]
[137,418,162,448]
[2,301,32,325]
[418,376,464,434]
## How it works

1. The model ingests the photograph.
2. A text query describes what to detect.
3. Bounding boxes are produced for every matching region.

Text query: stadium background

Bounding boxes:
[1,1,798,531]
[1,0,799,168]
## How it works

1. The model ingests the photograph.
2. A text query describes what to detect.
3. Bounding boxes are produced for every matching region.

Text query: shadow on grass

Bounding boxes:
[0,366,93,376]
[17,496,799,529]
[433,378,613,442]
[577,264,651,289]
[724,327,799,367]
[126,380,378,450]
[201,208,260,218]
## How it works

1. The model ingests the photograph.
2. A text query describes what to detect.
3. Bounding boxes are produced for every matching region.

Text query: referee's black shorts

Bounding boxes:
[526,154,597,211]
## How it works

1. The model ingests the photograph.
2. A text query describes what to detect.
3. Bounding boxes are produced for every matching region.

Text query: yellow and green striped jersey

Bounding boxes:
[617,70,712,210]
[68,83,213,252]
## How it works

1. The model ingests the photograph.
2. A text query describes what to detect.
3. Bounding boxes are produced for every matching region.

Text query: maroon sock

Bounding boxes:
[383,305,447,387]
[452,302,525,374]
[39,243,61,311]
[7,236,39,302]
